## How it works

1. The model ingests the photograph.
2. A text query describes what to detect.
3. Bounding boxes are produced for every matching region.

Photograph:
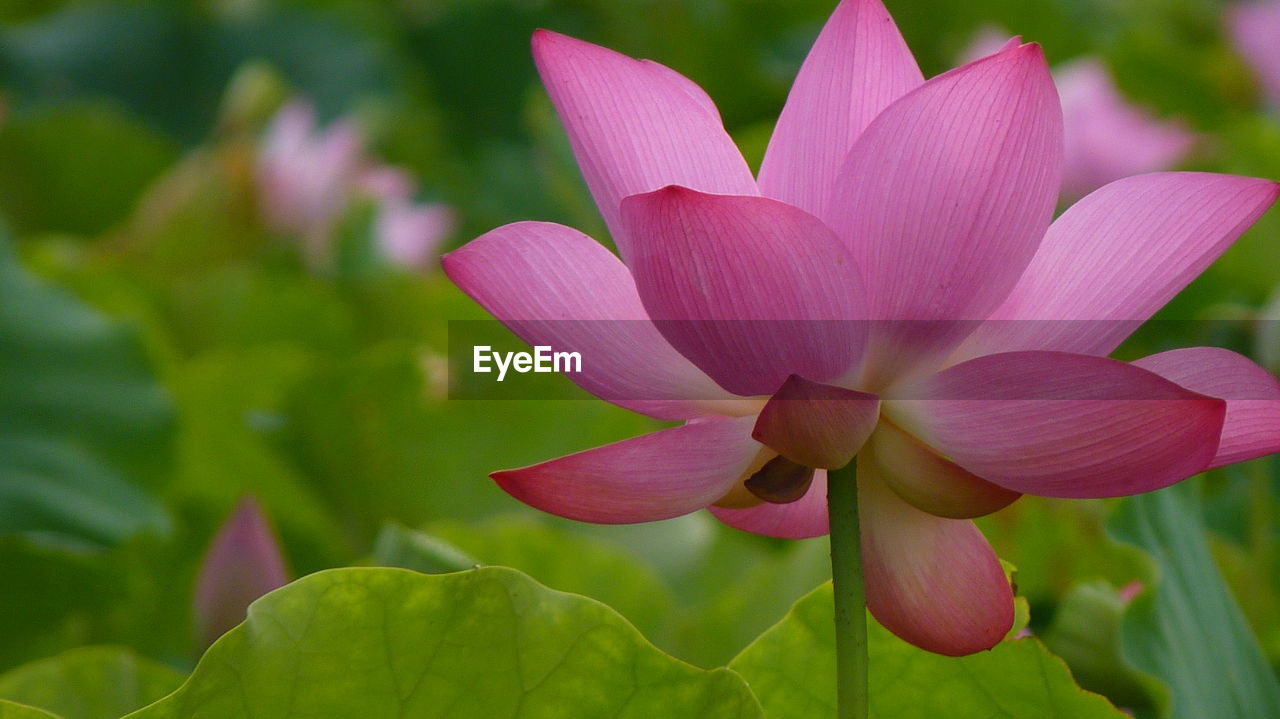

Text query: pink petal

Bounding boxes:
[824,43,1063,388]
[866,422,1019,519]
[752,375,880,469]
[859,462,1014,656]
[1056,60,1195,201]
[757,0,922,221]
[619,186,868,396]
[1229,1,1280,108]
[493,416,759,524]
[709,470,830,539]
[887,351,1227,498]
[532,30,757,259]
[194,498,289,648]
[956,173,1280,360]
[376,201,453,268]
[1133,347,1280,468]
[442,222,739,420]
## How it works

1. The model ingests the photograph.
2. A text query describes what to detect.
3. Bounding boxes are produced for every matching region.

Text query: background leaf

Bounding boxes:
[0,647,184,719]
[730,582,1126,719]
[1109,482,1280,719]
[0,229,172,546]
[127,567,764,719]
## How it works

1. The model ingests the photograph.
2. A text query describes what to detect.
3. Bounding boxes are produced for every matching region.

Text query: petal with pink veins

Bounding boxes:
[867,421,1019,519]
[859,461,1014,656]
[532,30,757,259]
[1132,347,1280,469]
[752,375,880,469]
[886,351,1226,498]
[955,173,1280,361]
[620,187,868,397]
[824,43,1063,388]
[493,416,759,524]
[710,470,830,539]
[757,0,922,222]
[442,221,739,420]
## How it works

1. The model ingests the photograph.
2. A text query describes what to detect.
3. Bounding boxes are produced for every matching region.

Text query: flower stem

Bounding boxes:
[827,458,868,719]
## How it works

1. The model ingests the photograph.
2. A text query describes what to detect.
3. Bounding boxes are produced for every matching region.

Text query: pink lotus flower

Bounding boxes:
[443,0,1280,655]
[256,101,453,270]
[1229,1,1280,108]
[963,29,1195,201]
[1054,59,1195,201]
[256,101,363,264]
[193,498,289,649]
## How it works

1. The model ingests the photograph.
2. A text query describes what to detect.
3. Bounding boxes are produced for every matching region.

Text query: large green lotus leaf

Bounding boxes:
[0,701,62,719]
[1109,483,1280,719]
[406,518,676,644]
[730,582,1125,719]
[0,231,171,545]
[0,647,184,719]
[127,567,763,718]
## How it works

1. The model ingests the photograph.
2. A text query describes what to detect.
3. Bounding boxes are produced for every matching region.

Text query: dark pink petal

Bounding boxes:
[532,30,756,259]
[1133,347,1280,468]
[194,498,289,648]
[620,186,868,396]
[442,221,740,419]
[887,351,1226,498]
[709,470,830,539]
[866,422,1019,519]
[860,462,1014,656]
[493,416,759,524]
[757,0,922,221]
[752,375,879,469]
[824,43,1063,387]
[956,173,1280,360]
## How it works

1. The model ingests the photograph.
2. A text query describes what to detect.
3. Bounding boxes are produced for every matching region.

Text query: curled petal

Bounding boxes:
[825,43,1063,387]
[887,351,1226,498]
[956,173,1280,360]
[758,0,922,221]
[710,471,830,539]
[859,462,1014,656]
[1133,347,1280,469]
[532,30,757,258]
[442,221,739,419]
[493,416,759,524]
[621,187,868,396]
[752,375,879,469]
[867,422,1019,519]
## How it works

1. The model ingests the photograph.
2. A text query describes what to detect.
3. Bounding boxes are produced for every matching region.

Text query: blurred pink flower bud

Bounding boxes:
[1117,580,1144,604]
[1228,1,1280,108]
[376,201,455,269]
[256,101,365,264]
[359,166,417,204]
[193,498,289,649]
[255,99,454,271]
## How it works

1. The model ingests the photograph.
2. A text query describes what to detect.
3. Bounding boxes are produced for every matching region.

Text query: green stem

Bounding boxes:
[827,459,867,719]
